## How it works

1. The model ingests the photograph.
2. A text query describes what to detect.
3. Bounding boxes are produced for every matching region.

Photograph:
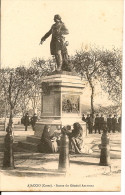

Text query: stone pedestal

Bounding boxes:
[35,72,86,137]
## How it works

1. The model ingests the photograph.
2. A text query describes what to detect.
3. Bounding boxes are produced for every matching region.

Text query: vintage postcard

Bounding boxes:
[0,0,124,192]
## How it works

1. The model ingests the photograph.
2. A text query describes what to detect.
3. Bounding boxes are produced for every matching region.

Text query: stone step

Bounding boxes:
[0,131,34,137]
[26,136,41,144]
[18,141,38,152]
[0,128,4,131]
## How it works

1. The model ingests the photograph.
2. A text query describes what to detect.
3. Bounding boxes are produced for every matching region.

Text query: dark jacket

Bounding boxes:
[24,114,30,126]
[31,115,38,126]
[112,117,117,128]
[107,117,112,127]
[95,117,100,127]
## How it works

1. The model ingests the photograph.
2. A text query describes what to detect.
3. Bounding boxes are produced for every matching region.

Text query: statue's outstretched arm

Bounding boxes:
[40,28,52,44]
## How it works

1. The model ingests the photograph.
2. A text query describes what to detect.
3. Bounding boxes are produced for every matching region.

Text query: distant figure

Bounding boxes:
[23,113,30,131]
[118,116,121,132]
[107,114,112,133]
[38,125,57,153]
[82,114,86,122]
[21,114,25,125]
[40,14,69,71]
[94,114,100,134]
[99,114,104,133]
[86,114,93,134]
[30,113,38,131]
[112,115,117,133]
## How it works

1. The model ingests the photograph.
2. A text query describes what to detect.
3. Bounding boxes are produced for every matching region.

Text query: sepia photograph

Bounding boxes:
[0,0,124,192]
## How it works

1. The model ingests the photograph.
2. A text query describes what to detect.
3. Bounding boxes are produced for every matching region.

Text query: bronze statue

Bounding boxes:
[40,14,69,71]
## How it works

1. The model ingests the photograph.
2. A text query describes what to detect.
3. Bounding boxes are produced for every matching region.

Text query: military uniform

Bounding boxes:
[41,18,69,70]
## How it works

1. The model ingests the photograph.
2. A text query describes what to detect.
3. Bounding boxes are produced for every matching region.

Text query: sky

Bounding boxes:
[1,0,123,68]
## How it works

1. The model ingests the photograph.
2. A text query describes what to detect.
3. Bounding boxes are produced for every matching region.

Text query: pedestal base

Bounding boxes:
[35,119,86,137]
[35,72,86,137]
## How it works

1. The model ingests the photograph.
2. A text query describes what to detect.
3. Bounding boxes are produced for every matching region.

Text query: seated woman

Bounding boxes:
[38,125,57,153]
[68,122,83,154]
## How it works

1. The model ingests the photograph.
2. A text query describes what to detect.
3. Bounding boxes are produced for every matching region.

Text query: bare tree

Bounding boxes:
[73,47,122,118]
[73,48,102,118]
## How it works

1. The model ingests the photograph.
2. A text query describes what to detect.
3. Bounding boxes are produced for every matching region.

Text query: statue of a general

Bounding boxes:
[40,14,69,71]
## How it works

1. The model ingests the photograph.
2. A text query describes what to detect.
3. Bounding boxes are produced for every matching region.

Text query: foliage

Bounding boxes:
[72,47,122,117]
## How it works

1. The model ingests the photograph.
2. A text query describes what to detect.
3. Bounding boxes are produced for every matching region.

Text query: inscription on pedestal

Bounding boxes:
[42,95,53,113]
[62,94,80,113]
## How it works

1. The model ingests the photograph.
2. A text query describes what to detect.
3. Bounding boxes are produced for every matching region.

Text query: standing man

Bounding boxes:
[40,14,69,71]
[112,115,117,133]
[86,114,93,134]
[30,113,38,131]
[94,114,100,134]
[107,114,112,133]
[99,114,104,133]
[24,113,30,131]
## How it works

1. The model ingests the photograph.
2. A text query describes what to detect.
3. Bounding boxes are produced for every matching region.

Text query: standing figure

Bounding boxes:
[21,114,25,125]
[107,114,112,133]
[99,114,104,133]
[94,114,100,134]
[118,116,121,132]
[30,113,38,131]
[23,113,30,131]
[112,115,117,133]
[86,114,93,134]
[40,14,69,71]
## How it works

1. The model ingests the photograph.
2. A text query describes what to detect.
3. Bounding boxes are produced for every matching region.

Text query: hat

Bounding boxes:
[54,14,61,21]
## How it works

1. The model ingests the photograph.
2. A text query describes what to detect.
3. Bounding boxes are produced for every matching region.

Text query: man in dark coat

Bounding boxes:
[112,115,117,133]
[24,113,30,131]
[94,114,100,134]
[107,114,112,133]
[99,114,104,133]
[86,114,93,134]
[30,113,38,131]
[40,14,69,71]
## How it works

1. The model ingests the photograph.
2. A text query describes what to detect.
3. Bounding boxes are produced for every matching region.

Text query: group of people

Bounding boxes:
[21,113,38,131]
[38,122,84,154]
[82,113,121,134]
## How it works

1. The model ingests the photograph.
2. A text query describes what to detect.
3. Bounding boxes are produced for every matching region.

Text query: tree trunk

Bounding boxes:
[91,85,95,119]
[9,108,14,129]
[4,100,7,131]
[88,77,95,120]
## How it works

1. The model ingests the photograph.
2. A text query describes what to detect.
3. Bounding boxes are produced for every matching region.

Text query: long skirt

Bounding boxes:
[69,137,83,154]
[38,138,57,153]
